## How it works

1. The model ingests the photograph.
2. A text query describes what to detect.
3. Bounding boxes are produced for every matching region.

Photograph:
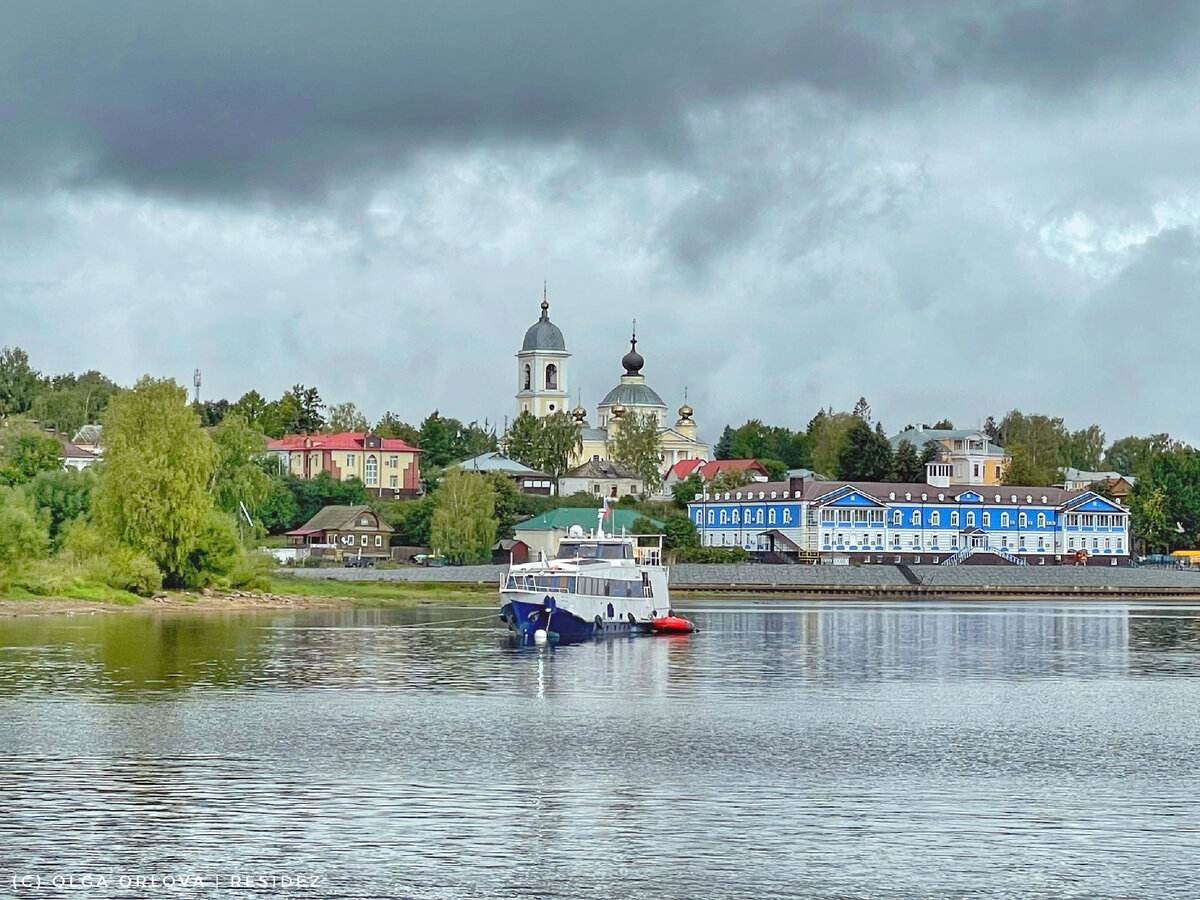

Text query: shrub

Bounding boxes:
[224,549,274,590]
[675,546,750,563]
[92,546,164,595]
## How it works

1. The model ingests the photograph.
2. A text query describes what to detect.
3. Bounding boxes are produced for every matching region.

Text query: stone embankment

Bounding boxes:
[280,564,1200,600]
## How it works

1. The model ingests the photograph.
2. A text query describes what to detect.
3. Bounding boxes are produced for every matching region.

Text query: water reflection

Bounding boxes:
[1,602,1199,899]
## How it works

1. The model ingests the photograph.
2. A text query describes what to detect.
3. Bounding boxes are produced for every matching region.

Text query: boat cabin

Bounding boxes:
[556,540,634,560]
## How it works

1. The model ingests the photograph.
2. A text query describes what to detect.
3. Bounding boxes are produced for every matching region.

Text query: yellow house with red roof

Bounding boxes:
[267,432,421,498]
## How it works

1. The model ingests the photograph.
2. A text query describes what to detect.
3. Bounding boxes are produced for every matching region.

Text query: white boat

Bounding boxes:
[499,506,686,643]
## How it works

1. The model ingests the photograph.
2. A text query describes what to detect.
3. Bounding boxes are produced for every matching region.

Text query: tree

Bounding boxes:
[25,467,96,549]
[851,396,872,422]
[30,370,120,435]
[713,425,736,460]
[891,439,924,482]
[326,401,369,433]
[503,410,542,469]
[257,477,301,533]
[1128,446,1200,553]
[1000,442,1049,486]
[1104,434,1178,478]
[288,471,370,526]
[0,486,49,571]
[419,411,465,468]
[536,411,582,483]
[983,416,1000,443]
[231,390,270,428]
[930,418,954,430]
[671,472,704,508]
[662,514,700,550]
[759,457,787,481]
[374,412,421,444]
[837,420,893,481]
[430,467,497,564]
[807,410,857,478]
[609,411,663,490]
[210,412,272,527]
[194,399,230,427]
[1062,425,1105,471]
[0,347,42,415]
[997,411,1067,484]
[92,377,219,587]
[707,468,756,493]
[487,472,526,541]
[0,418,62,485]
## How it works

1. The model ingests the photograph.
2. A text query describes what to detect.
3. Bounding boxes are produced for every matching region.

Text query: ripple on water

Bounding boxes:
[0,601,1199,899]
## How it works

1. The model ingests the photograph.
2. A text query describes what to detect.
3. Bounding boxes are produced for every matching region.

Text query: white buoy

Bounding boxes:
[533,629,548,645]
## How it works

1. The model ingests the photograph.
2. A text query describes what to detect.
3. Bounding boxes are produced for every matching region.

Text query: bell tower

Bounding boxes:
[516,289,570,418]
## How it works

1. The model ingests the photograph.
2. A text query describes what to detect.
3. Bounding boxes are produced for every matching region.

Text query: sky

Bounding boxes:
[3,1,1200,446]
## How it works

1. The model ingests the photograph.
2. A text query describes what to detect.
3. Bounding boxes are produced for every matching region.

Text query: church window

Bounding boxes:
[546,364,558,390]
[523,365,531,390]
[365,455,378,485]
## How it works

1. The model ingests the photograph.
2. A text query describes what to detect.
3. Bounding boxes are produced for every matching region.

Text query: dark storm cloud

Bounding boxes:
[4,1,1199,200]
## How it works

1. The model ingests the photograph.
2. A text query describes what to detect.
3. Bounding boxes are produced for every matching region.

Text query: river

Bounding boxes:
[1,600,1199,898]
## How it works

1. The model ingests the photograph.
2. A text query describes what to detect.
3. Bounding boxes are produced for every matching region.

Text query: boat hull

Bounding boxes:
[500,592,661,643]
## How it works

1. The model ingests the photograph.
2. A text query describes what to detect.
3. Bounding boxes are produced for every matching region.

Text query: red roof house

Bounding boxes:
[267,432,422,498]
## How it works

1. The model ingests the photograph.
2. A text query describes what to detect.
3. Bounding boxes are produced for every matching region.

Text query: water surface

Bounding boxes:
[1,600,1199,898]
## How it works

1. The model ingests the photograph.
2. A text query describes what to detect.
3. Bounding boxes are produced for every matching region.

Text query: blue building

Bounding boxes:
[687,475,1131,565]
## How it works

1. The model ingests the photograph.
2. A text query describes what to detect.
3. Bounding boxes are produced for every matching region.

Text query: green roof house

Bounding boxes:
[513,507,664,559]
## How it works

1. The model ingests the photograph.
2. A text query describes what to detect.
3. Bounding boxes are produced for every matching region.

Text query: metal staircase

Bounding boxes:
[940,546,1028,566]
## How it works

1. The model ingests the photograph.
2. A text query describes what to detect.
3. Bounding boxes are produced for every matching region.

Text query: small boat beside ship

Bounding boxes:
[499,503,696,643]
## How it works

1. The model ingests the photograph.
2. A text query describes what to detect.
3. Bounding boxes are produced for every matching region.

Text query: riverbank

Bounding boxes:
[0,576,496,617]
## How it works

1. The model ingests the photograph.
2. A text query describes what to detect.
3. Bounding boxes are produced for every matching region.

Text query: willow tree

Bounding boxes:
[430,467,497,564]
[93,377,219,585]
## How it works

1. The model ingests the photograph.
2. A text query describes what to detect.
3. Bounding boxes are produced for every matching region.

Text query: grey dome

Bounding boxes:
[521,300,566,351]
[600,382,666,408]
[621,334,644,375]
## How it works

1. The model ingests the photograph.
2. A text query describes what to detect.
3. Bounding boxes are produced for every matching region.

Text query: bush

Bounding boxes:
[92,545,164,595]
[225,549,274,590]
[675,546,750,563]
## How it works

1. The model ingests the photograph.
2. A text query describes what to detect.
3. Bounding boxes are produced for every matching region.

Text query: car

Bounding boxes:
[343,555,376,568]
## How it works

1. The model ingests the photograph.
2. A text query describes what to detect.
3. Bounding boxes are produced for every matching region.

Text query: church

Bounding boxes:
[515,298,710,473]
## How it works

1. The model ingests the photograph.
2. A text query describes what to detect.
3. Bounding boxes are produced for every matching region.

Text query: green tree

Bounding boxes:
[671,472,704,508]
[503,410,542,468]
[713,425,736,460]
[838,420,893,480]
[1104,434,1178,478]
[997,411,1067,485]
[257,477,301,533]
[891,439,924,482]
[0,486,50,572]
[0,347,43,415]
[0,418,63,485]
[288,472,370,526]
[194,399,230,427]
[327,401,369,433]
[537,411,583,483]
[807,410,857,478]
[1062,425,1106,471]
[374,412,421,444]
[486,471,527,541]
[93,377,219,587]
[430,467,497,564]
[210,412,272,527]
[25,467,96,549]
[1128,446,1200,553]
[707,468,756,493]
[1000,442,1049,486]
[231,390,270,428]
[662,514,700,550]
[609,411,663,490]
[30,370,120,435]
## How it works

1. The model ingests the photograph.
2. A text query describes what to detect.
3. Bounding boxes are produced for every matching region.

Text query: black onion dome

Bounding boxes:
[521,300,566,351]
[621,334,644,375]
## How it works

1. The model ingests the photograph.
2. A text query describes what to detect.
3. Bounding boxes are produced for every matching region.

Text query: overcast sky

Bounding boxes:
[3,2,1199,445]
